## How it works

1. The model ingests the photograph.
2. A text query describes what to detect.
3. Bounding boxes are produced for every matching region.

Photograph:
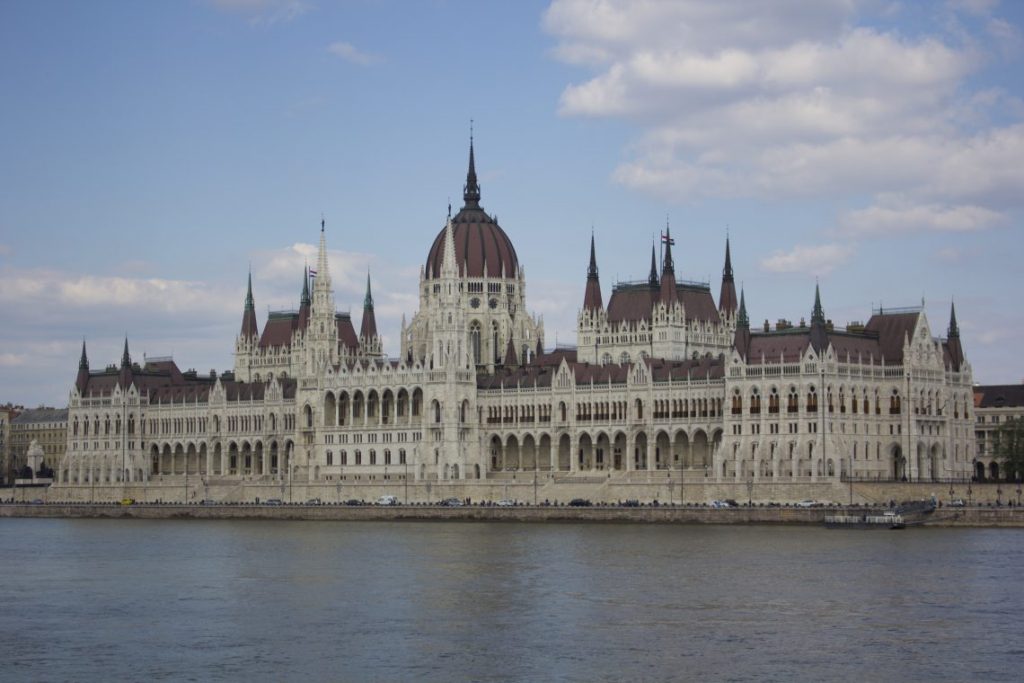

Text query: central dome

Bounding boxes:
[424,139,519,279]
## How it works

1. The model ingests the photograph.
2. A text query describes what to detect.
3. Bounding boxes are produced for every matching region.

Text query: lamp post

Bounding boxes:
[746,475,753,507]
[967,481,973,506]
[404,458,408,505]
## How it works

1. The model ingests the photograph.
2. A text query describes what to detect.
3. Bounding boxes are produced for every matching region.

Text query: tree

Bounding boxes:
[994,417,1024,482]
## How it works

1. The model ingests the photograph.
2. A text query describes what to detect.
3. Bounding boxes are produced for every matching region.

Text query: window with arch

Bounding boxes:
[750,388,761,415]
[470,321,481,364]
[768,388,779,414]
[807,386,818,412]
[355,450,362,465]
[890,390,901,415]
[787,387,799,413]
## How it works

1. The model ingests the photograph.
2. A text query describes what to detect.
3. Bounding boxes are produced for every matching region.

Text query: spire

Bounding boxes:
[719,235,738,314]
[811,282,825,325]
[733,288,751,360]
[947,300,964,371]
[659,225,677,305]
[648,242,659,288]
[583,233,603,311]
[463,122,481,208]
[810,282,828,354]
[297,266,311,330]
[240,270,259,339]
[118,336,134,389]
[503,336,518,367]
[360,271,378,342]
[363,271,374,310]
[76,339,90,393]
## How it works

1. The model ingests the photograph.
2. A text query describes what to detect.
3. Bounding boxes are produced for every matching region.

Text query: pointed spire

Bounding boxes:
[503,336,518,367]
[946,299,965,371]
[659,225,677,305]
[240,270,259,339]
[301,266,310,306]
[360,271,378,342]
[363,271,374,310]
[463,122,481,208]
[718,235,738,314]
[811,282,825,325]
[648,242,659,288]
[118,336,134,389]
[733,288,751,360]
[245,270,254,310]
[121,336,131,369]
[583,233,603,311]
[588,232,598,278]
[76,338,90,393]
[810,282,828,354]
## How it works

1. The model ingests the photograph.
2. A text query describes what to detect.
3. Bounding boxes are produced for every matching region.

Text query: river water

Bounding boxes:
[0,519,1020,682]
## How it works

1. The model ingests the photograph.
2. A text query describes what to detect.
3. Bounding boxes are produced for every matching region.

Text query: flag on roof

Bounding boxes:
[308,268,317,278]
[660,232,675,246]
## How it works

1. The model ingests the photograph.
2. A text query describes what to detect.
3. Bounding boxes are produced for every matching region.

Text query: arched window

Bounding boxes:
[492,321,500,363]
[470,321,481,365]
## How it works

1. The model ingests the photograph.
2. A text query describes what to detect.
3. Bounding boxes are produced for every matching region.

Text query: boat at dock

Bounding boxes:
[824,513,905,529]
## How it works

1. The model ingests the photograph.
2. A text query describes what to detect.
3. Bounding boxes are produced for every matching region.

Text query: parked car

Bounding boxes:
[711,500,732,509]
[344,499,363,506]
[120,498,135,505]
[264,498,283,506]
[568,498,592,507]
[496,499,516,507]
[796,499,818,508]
[440,497,463,507]
[377,495,399,506]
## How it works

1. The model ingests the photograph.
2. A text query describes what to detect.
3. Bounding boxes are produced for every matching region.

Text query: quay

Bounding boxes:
[2,501,1022,527]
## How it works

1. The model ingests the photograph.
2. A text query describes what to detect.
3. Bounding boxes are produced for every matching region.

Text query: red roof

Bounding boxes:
[424,206,519,279]
[607,283,720,324]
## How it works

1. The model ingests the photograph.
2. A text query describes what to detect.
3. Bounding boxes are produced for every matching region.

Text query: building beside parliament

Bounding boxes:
[55,141,977,499]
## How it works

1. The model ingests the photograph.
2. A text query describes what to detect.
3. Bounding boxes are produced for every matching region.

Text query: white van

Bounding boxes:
[377,495,399,506]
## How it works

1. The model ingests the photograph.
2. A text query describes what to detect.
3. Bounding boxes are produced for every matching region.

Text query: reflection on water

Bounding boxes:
[0,520,1021,682]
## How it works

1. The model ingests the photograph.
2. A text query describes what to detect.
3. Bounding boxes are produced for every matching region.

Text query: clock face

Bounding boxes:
[470,297,480,309]
[488,298,498,309]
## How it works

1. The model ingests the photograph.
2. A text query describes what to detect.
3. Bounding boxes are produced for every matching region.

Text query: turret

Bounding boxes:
[809,283,828,354]
[648,242,659,288]
[503,336,518,368]
[240,270,259,339]
[733,289,751,360]
[297,267,311,330]
[360,271,378,341]
[582,233,603,311]
[118,337,134,389]
[659,226,677,305]
[719,236,737,315]
[463,128,481,209]
[947,301,965,371]
[75,339,90,394]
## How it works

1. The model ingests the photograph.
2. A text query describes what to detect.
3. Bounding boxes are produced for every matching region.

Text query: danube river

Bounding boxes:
[1,520,1020,682]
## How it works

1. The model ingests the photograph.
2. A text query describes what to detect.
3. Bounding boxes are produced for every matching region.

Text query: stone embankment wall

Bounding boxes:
[8,479,1018,508]
[2,502,1022,527]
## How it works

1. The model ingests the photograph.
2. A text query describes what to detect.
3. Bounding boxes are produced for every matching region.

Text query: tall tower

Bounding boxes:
[307,219,338,371]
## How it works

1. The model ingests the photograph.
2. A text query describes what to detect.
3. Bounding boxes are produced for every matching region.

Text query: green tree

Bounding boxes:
[995,417,1024,481]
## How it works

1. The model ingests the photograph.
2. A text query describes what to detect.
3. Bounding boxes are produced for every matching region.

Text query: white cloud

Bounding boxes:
[760,244,854,276]
[545,0,1023,242]
[840,201,1004,236]
[327,41,381,66]
[208,0,311,25]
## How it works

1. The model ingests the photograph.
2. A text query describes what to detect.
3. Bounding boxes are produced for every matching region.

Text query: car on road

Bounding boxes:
[568,498,592,507]
[344,499,363,506]
[440,497,464,507]
[711,500,734,509]
[120,498,135,505]
[377,495,399,506]
[949,498,966,507]
[496,499,516,507]
[796,499,818,508]
[264,498,283,506]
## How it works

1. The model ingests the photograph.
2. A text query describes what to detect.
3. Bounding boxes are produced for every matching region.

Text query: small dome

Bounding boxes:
[425,206,519,279]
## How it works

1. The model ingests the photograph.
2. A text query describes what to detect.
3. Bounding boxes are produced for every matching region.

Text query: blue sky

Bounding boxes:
[1,0,1022,406]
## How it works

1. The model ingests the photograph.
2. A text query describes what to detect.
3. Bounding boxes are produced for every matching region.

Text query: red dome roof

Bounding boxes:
[425,137,519,279]
[425,206,519,279]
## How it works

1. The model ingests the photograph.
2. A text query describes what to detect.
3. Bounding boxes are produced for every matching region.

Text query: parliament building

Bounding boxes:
[55,140,977,501]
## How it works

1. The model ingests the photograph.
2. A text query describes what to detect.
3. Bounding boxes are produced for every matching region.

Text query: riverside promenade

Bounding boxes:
[2,501,1022,527]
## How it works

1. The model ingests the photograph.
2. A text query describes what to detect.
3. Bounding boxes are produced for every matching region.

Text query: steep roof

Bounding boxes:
[975,384,1024,409]
[606,282,719,324]
[864,312,919,363]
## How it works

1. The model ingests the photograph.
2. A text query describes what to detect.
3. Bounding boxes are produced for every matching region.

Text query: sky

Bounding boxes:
[1,0,1022,407]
